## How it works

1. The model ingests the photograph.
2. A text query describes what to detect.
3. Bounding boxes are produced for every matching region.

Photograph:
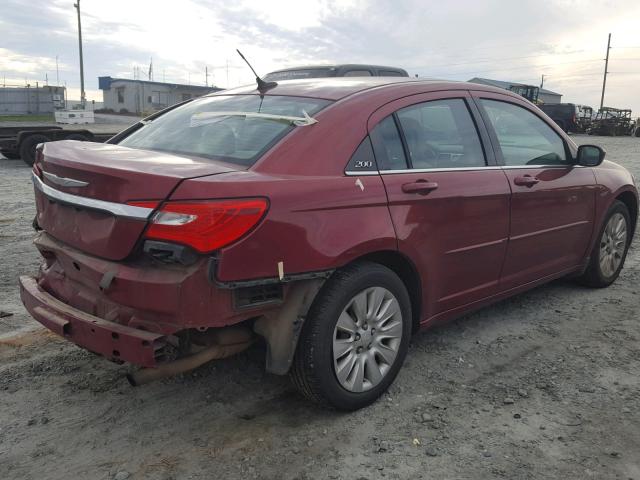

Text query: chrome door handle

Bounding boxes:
[514,175,540,187]
[401,180,439,195]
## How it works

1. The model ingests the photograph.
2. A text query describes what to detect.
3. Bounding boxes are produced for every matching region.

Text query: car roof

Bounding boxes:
[208,78,512,101]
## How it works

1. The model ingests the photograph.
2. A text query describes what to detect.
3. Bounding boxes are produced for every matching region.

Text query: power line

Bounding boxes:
[427,58,603,78]
[405,50,595,70]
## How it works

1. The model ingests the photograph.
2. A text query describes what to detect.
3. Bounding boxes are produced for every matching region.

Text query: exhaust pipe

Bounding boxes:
[127,327,254,386]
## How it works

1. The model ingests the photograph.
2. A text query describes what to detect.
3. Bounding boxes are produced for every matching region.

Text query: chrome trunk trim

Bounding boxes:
[42,171,90,188]
[32,171,154,220]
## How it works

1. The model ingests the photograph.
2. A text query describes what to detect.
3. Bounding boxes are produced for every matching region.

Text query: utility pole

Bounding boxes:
[56,55,60,86]
[540,74,545,89]
[205,66,209,87]
[73,0,86,108]
[600,33,611,110]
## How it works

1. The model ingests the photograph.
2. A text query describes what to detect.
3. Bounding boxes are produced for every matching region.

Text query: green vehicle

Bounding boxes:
[588,108,634,136]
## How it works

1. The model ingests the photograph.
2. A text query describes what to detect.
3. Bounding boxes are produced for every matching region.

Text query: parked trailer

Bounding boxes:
[0,126,116,165]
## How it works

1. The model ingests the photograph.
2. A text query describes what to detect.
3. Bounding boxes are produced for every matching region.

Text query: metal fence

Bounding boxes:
[0,85,66,115]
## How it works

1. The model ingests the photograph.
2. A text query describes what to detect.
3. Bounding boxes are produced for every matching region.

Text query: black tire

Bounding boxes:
[19,134,49,166]
[635,127,640,138]
[290,261,412,410]
[578,201,632,288]
[65,134,89,141]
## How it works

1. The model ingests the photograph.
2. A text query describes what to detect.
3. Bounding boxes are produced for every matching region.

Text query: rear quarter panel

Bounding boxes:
[169,171,396,282]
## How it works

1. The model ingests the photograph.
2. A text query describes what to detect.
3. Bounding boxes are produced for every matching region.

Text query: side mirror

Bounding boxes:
[577,144,606,167]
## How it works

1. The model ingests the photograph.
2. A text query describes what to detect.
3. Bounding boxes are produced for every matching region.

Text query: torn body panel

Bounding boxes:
[22,232,329,376]
[254,278,326,375]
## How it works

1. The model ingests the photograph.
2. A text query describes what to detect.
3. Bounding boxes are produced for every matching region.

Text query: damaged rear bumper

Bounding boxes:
[19,275,165,367]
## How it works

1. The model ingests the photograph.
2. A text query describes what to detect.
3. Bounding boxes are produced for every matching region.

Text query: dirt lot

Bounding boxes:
[1,136,639,480]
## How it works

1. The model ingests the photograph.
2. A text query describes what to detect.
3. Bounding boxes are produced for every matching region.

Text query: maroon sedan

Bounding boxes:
[20,78,637,410]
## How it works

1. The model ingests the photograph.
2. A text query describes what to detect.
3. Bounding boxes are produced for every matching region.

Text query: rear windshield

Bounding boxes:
[118,95,331,166]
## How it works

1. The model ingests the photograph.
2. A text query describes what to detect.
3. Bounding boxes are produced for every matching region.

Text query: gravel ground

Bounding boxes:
[0,136,639,480]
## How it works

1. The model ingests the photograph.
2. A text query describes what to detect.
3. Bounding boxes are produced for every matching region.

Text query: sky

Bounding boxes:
[1,0,640,112]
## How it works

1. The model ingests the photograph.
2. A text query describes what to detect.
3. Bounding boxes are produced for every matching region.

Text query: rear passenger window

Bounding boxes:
[480,99,568,166]
[346,137,377,172]
[343,70,373,77]
[396,99,486,169]
[370,116,408,170]
[379,70,405,77]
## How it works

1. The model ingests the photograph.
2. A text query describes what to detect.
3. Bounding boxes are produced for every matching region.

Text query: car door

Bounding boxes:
[472,93,597,290]
[368,91,512,319]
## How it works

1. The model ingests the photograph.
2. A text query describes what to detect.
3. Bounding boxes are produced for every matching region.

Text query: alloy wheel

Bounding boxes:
[332,287,403,393]
[599,212,627,277]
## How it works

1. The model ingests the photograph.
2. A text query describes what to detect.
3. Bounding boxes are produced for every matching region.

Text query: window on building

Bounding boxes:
[116,87,125,103]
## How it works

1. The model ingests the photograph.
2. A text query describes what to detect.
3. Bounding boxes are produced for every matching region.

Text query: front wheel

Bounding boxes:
[578,201,631,287]
[290,262,412,410]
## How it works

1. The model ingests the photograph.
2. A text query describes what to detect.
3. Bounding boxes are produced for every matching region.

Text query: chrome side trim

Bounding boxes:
[445,237,507,255]
[32,172,154,220]
[344,170,381,176]
[380,166,502,174]
[43,171,90,188]
[345,164,582,176]
[510,220,590,241]
[501,164,582,170]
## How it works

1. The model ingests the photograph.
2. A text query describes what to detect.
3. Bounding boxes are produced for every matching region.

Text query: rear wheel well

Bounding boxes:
[355,251,422,332]
[616,191,638,236]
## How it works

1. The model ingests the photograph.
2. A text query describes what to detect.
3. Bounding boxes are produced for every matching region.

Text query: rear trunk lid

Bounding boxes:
[34,140,236,260]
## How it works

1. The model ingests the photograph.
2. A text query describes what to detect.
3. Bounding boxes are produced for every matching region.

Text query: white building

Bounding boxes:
[468,77,562,104]
[98,77,220,114]
[0,85,66,115]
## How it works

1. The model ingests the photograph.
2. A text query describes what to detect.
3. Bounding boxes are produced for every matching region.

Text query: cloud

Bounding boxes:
[1,0,639,110]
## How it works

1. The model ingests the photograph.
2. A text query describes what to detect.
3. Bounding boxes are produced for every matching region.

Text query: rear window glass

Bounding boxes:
[343,70,373,77]
[118,95,331,166]
[379,70,406,77]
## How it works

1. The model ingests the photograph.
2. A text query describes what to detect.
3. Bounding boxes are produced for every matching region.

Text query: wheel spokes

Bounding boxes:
[336,311,357,335]
[367,287,385,320]
[599,212,628,278]
[332,286,403,393]
[349,291,368,326]
[336,352,358,384]
[364,353,384,385]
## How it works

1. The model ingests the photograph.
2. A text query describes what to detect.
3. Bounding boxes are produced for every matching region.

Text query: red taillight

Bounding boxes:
[142,198,268,253]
